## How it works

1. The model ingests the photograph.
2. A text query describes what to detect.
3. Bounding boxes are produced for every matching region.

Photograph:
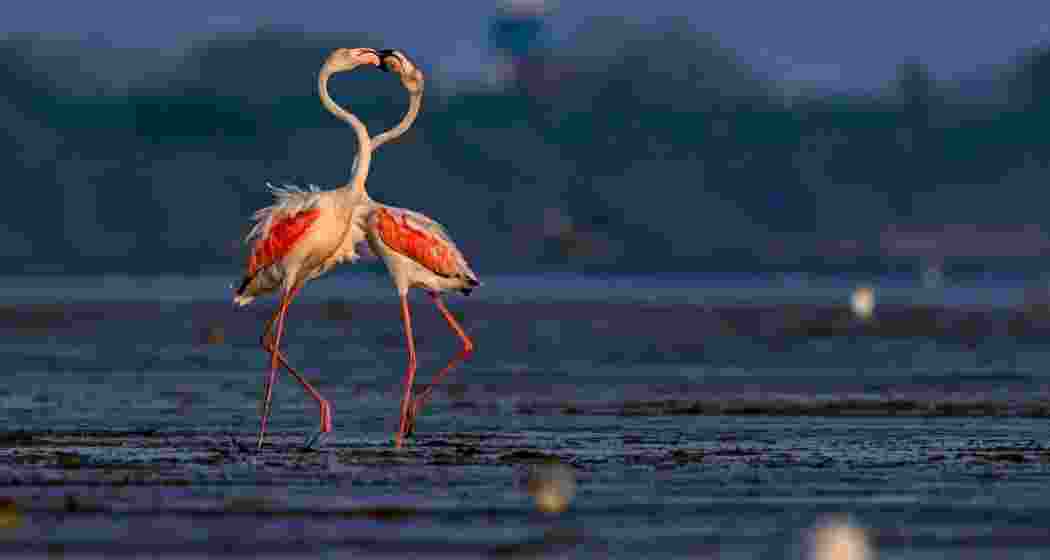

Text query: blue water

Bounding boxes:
[1,274,1049,558]
[0,272,1045,306]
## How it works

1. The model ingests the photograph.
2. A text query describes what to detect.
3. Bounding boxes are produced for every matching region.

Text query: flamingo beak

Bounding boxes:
[377,49,396,72]
[364,48,381,67]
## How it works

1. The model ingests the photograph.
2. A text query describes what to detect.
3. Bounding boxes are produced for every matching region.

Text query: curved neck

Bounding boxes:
[318,69,372,195]
[348,88,422,187]
[373,89,422,150]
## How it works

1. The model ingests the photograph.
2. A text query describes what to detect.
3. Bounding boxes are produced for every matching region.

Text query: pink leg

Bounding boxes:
[260,319,332,441]
[395,293,418,449]
[256,309,282,449]
[406,293,475,433]
[257,284,299,449]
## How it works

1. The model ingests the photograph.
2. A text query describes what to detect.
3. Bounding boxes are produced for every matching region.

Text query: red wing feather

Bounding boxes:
[375,208,459,277]
[246,208,322,277]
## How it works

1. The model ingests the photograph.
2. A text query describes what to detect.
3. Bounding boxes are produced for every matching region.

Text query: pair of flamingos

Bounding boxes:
[233,48,480,450]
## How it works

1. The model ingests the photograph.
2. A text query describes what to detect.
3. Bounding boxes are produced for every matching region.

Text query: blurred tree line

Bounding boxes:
[2,21,1049,276]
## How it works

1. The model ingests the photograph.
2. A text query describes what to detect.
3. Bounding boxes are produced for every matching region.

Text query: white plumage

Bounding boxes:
[235,48,481,452]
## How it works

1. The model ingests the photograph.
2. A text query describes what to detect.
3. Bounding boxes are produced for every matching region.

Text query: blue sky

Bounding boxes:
[4,1,1049,91]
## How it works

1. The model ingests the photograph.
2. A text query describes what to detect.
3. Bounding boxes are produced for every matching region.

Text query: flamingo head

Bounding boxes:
[378,49,425,94]
[322,47,380,75]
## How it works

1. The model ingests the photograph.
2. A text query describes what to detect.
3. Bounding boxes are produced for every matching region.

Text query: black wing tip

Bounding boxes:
[235,274,254,296]
[460,277,481,296]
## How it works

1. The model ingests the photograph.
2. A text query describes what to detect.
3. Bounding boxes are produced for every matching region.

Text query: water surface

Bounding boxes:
[1,274,1049,558]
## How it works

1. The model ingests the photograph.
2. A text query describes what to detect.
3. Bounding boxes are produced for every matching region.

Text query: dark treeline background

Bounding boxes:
[3,21,1050,277]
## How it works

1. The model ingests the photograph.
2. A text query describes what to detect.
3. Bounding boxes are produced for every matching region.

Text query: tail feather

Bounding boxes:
[459,274,481,296]
[233,273,256,306]
[235,273,254,296]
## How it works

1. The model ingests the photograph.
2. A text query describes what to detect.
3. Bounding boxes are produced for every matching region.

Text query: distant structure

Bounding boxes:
[881,223,1050,286]
[880,224,1050,259]
[487,0,556,95]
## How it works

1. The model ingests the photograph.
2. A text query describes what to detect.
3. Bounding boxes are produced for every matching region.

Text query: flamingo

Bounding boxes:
[363,49,482,448]
[363,201,481,449]
[234,47,382,450]
[348,49,425,178]
[235,47,479,451]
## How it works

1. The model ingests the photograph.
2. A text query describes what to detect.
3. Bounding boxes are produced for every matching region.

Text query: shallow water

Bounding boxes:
[1,275,1050,558]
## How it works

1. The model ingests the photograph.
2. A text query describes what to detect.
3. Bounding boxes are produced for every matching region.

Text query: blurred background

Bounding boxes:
[6,5,1050,557]
[4,0,1050,281]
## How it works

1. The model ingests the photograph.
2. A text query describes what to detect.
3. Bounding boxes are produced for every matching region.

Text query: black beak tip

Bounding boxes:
[376,49,396,72]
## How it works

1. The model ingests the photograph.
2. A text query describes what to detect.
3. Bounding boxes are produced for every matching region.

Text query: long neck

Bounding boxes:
[318,69,372,196]
[348,88,422,179]
[374,89,422,150]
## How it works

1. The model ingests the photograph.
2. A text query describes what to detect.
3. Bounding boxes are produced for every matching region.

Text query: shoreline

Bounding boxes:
[0,273,1047,307]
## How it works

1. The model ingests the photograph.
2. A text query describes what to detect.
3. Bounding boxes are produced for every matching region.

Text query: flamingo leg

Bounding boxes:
[405,293,475,434]
[257,284,299,450]
[395,293,418,449]
[256,310,282,447]
[259,316,333,449]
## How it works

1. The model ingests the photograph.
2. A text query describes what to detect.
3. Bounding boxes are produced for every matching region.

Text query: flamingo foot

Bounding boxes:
[403,410,416,439]
[256,401,274,451]
[303,400,333,450]
[395,409,416,449]
[302,430,330,450]
[319,399,333,434]
[404,396,425,437]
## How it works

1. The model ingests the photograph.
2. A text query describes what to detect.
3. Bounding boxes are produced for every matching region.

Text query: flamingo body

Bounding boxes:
[370,206,480,295]
[250,208,321,275]
[233,184,369,307]
[228,45,384,452]
[365,203,480,448]
[233,47,480,451]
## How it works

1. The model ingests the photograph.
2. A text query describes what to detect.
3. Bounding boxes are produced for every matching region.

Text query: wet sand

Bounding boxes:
[1,298,1050,558]
[2,419,1050,558]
